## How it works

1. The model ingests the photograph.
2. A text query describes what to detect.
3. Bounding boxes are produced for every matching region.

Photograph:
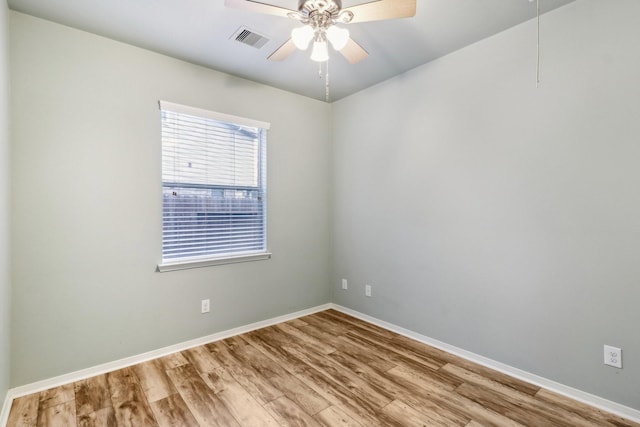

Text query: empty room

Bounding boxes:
[1,0,639,425]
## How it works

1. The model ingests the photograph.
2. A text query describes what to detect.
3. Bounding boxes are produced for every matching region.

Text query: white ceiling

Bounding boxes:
[7,0,575,102]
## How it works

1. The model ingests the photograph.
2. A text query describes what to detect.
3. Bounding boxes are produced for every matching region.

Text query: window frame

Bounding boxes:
[157,101,271,272]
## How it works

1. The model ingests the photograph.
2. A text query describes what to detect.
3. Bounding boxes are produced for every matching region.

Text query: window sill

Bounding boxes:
[157,252,272,272]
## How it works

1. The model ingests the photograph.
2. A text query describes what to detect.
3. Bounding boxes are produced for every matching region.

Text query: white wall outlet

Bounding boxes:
[604,345,622,368]
[342,279,348,290]
[201,299,210,314]
[365,284,372,297]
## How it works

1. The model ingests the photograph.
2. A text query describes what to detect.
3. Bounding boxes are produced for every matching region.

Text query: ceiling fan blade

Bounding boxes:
[339,38,369,64]
[342,0,416,24]
[224,0,296,18]
[268,39,297,61]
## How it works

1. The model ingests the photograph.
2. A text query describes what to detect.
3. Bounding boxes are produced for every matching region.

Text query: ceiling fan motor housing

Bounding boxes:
[297,0,353,26]
[299,0,342,15]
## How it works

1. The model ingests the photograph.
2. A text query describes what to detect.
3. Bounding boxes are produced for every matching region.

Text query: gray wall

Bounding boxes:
[9,11,332,386]
[332,0,640,410]
[0,0,10,402]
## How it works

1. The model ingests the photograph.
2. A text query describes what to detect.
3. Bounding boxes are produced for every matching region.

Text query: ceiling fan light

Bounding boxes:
[326,25,350,51]
[291,25,314,50]
[310,40,329,62]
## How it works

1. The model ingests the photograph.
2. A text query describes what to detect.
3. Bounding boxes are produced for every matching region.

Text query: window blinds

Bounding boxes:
[160,101,268,262]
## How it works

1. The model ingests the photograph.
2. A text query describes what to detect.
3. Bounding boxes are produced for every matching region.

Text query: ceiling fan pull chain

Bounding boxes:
[325,59,330,102]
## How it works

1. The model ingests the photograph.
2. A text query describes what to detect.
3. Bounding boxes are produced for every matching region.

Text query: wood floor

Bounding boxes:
[7,309,639,427]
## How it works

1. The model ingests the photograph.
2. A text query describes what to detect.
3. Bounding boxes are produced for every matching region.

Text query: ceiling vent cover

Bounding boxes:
[232,27,270,49]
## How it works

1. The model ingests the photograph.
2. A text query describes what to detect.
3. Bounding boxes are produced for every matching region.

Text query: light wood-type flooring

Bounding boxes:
[7,309,640,426]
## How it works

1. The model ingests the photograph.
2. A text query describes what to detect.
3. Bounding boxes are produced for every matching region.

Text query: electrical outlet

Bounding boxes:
[201,299,210,314]
[342,279,348,290]
[365,284,372,297]
[604,345,622,368]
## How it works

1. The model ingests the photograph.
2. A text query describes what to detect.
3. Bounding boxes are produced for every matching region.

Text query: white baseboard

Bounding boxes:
[0,303,332,426]
[329,303,640,424]
[0,391,10,427]
[2,302,639,426]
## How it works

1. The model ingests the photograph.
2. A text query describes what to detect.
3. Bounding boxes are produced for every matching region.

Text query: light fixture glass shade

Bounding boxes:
[291,26,314,50]
[310,40,329,62]
[326,26,350,51]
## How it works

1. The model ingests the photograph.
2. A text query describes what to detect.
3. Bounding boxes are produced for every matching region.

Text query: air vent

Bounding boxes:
[231,27,270,49]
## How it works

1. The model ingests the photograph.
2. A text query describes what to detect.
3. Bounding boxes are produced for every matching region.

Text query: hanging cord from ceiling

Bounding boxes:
[536,0,540,87]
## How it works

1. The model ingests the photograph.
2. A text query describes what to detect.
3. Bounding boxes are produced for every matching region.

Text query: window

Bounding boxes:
[158,101,270,271]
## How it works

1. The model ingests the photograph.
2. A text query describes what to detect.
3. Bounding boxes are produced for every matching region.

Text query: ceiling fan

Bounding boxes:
[224,0,417,64]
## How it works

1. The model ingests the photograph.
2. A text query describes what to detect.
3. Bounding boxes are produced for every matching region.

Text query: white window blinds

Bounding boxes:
[160,101,269,263]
